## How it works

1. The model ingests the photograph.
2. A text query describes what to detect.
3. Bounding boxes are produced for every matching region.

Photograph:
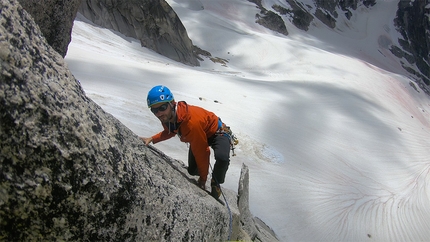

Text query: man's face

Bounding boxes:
[151,102,171,123]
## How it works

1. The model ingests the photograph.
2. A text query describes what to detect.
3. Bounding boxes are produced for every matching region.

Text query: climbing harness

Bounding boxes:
[216,118,239,156]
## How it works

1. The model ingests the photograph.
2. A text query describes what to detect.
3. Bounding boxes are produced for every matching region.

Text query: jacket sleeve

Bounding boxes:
[152,126,176,144]
[189,128,211,182]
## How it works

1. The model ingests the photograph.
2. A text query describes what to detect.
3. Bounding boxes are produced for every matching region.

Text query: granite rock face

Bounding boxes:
[0,1,277,241]
[78,0,200,66]
[17,0,82,57]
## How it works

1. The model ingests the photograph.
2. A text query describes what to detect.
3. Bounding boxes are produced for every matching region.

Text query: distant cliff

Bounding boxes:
[0,0,277,240]
[78,0,200,66]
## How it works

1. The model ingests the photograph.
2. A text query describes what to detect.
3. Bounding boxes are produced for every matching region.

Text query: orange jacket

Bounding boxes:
[152,101,219,182]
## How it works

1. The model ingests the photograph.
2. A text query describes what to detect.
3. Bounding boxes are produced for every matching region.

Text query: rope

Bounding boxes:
[210,164,233,241]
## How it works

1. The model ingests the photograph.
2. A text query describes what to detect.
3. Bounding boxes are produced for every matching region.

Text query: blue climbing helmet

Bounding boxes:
[147,85,174,107]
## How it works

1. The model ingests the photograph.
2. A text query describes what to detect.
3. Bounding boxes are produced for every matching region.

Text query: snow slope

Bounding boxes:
[65,0,430,241]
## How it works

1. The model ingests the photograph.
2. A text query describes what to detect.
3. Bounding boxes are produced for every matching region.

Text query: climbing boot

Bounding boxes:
[211,180,221,199]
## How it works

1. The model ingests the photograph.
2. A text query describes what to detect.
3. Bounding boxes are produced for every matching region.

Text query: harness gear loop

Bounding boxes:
[216,118,239,156]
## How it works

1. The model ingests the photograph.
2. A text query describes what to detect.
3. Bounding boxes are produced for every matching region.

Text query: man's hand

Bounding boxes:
[139,137,153,146]
[197,177,206,190]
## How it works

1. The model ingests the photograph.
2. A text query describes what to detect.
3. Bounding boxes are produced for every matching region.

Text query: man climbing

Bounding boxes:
[140,85,231,199]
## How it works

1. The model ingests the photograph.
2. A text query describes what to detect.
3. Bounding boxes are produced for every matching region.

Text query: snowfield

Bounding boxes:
[65,0,430,241]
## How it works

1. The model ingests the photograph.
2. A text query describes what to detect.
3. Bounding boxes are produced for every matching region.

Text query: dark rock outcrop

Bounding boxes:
[274,1,313,31]
[0,0,277,241]
[78,0,199,66]
[313,0,376,23]
[249,0,289,35]
[256,10,289,36]
[393,0,430,89]
[271,0,376,31]
[17,0,82,57]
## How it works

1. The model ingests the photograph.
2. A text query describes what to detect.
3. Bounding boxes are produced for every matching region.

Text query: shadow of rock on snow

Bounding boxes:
[0,1,277,241]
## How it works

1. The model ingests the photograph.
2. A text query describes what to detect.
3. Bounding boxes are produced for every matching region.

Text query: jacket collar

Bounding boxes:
[175,101,190,123]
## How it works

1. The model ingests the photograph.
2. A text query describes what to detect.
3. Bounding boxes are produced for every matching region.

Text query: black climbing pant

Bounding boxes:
[187,134,230,184]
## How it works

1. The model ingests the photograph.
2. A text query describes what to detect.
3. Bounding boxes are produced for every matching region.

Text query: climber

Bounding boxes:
[140,85,231,199]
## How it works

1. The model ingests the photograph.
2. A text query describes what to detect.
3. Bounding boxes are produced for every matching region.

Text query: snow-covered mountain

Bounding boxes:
[76,0,429,89]
[65,0,430,241]
[260,0,429,93]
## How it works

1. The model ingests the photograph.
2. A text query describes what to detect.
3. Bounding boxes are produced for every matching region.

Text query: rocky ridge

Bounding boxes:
[78,0,200,66]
